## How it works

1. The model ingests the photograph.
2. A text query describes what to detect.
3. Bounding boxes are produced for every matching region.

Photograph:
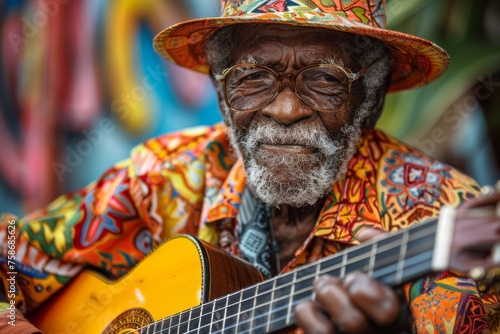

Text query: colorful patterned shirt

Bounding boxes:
[0,124,498,333]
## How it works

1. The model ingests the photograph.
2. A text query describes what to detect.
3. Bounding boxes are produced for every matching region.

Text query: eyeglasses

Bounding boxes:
[214,59,378,113]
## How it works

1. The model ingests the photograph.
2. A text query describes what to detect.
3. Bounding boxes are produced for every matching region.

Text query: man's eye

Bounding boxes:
[309,72,342,84]
[232,71,274,88]
[319,74,341,83]
[301,67,345,86]
[242,71,266,81]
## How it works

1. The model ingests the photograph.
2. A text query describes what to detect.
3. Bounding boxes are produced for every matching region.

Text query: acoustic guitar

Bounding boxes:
[29,191,500,334]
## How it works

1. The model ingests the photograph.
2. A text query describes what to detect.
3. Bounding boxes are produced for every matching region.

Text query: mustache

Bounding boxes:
[242,121,342,155]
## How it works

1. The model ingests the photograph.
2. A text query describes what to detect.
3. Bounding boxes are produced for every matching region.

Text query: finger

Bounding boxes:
[457,191,500,211]
[295,300,334,334]
[458,216,500,246]
[314,275,371,333]
[344,272,400,327]
[357,227,385,243]
[453,215,500,270]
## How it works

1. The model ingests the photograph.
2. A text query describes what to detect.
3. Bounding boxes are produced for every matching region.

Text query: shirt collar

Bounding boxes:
[205,158,246,224]
[204,129,383,245]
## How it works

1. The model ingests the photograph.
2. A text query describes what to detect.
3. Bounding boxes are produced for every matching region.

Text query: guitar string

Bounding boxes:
[137,224,436,334]
[138,229,436,334]
[151,238,435,334]
[190,239,436,334]
[133,221,437,333]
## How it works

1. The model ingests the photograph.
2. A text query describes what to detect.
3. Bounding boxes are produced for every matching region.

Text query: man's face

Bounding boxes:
[220,25,366,207]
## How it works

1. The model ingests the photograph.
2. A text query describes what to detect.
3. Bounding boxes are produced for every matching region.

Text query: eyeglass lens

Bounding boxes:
[224,65,351,111]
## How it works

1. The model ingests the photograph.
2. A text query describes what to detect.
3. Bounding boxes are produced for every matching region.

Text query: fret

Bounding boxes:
[252,280,273,332]
[268,275,292,332]
[345,244,371,274]
[265,279,277,333]
[158,318,166,333]
[221,297,235,334]
[339,252,347,279]
[163,317,171,334]
[138,324,148,334]
[222,297,229,333]
[374,221,436,285]
[248,287,257,334]
[234,291,243,333]
[237,286,257,332]
[151,320,160,334]
[225,292,241,333]
[395,229,409,284]
[189,306,201,333]
[179,311,190,333]
[285,272,297,326]
[292,282,314,304]
[199,302,213,333]
[292,265,315,308]
[294,264,316,292]
[401,225,436,282]
[373,233,402,284]
[367,241,377,277]
[320,256,341,277]
[155,320,163,334]
[170,313,180,334]
[312,262,320,301]
[211,298,227,332]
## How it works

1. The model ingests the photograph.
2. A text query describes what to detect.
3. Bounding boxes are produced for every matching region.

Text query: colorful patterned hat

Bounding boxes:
[153,0,450,93]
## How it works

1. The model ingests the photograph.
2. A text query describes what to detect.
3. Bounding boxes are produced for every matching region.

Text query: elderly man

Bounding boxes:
[1,0,499,333]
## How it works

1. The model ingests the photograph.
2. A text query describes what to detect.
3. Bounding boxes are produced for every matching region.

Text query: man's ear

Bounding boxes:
[363,83,388,128]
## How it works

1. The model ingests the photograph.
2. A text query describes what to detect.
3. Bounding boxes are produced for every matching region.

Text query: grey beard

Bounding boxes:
[227,120,360,207]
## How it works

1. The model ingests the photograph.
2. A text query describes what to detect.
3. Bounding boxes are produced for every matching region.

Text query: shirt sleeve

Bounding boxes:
[399,165,492,333]
[369,131,492,333]
[0,126,223,318]
[0,158,163,313]
[404,271,489,333]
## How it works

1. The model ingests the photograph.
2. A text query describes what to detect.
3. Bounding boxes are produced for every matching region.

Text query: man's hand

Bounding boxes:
[294,228,404,334]
[294,272,401,334]
[0,309,42,334]
[451,190,500,280]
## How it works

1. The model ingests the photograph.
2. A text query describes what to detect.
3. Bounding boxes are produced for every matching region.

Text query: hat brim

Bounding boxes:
[153,13,449,93]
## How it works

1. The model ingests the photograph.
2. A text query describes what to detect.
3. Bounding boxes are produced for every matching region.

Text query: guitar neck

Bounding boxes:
[144,218,440,334]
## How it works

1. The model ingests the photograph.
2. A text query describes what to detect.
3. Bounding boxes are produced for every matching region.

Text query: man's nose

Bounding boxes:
[260,86,314,125]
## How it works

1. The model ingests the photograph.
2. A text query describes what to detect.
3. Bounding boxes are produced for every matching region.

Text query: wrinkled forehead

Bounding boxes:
[231,24,360,66]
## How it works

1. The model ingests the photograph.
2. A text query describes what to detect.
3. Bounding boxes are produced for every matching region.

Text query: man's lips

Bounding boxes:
[259,143,318,154]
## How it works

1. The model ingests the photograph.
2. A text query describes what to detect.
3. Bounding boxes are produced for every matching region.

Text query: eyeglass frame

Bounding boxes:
[214,58,379,113]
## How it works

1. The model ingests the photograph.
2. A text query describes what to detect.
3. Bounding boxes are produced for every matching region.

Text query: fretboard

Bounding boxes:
[140,218,439,334]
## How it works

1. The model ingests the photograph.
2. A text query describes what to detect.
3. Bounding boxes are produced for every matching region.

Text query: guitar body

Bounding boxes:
[28,235,264,334]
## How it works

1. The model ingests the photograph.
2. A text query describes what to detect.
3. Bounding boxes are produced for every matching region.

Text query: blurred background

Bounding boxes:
[1,0,499,217]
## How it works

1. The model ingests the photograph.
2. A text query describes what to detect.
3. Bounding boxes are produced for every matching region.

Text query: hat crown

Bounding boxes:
[154,0,449,92]
[220,0,386,29]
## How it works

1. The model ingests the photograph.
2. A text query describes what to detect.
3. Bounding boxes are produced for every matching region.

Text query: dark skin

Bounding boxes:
[270,201,325,268]
[229,26,349,269]
[221,25,401,333]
